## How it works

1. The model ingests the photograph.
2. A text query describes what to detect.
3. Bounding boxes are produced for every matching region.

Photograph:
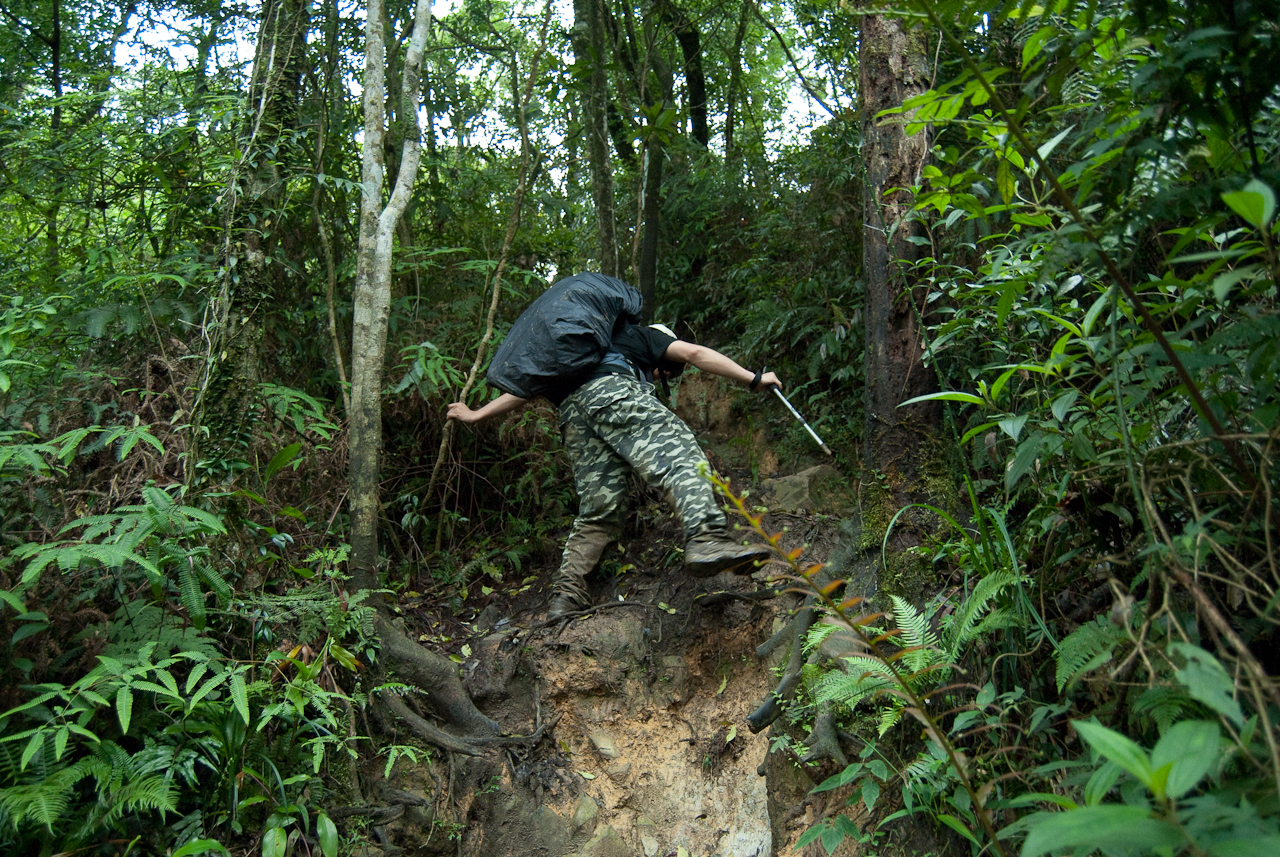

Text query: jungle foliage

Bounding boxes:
[756,1,1280,856]
[0,0,1276,854]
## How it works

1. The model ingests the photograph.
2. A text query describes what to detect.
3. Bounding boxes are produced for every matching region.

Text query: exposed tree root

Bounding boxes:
[471,713,562,747]
[372,613,500,755]
[381,693,487,757]
[745,604,816,733]
[694,587,782,607]
[327,804,406,822]
[801,703,848,767]
[327,787,433,821]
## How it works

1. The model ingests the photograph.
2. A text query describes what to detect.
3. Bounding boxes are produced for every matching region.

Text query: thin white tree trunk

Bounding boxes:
[349,0,431,582]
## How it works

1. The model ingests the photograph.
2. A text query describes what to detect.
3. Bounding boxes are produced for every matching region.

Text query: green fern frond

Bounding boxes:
[967,607,1021,640]
[0,744,21,784]
[0,438,55,476]
[69,514,121,539]
[196,563,231,603]
[179,504,227,535]
[811,655,896,706]
[127,742,177,779]
[889,596,938,652]
[947,570,1018,651]
[101,601,220,660]
[889,596,941,672]
[83,741,129,793]
[101,775,177,825]
[804,622,839,654]
[1055,616,1126,692]
[877,704,904,736]
[0,783,69,830]
[178,563,206,630]
[1132,686,1193,735]
[0,764,86,830]
[800,662,825,696]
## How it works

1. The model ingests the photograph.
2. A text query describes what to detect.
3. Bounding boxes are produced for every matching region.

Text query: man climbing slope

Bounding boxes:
[446,275,782,618]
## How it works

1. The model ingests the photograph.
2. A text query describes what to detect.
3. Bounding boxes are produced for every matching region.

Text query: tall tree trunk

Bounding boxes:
[349,0,426,582]
[860,14,941,598]
[195,0,309,439]
[725,0,751,184]
[347,0,499,749]
[638,56,673,317]
[657,0,709,148]
[309,0,349,412]
[573,0,617,275]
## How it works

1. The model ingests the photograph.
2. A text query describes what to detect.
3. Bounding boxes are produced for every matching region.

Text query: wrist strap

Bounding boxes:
[749,369,763,391]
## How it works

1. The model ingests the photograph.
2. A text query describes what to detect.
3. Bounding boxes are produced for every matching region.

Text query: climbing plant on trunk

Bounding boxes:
[193,0,311,441]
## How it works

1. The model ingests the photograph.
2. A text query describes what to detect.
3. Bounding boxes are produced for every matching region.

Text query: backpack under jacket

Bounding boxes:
[486,273,644,401]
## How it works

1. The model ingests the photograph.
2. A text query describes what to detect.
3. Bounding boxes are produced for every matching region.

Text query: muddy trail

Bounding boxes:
[353,378,947,857]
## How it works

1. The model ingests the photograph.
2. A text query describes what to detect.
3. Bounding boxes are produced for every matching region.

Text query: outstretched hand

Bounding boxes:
[446,402,480,424]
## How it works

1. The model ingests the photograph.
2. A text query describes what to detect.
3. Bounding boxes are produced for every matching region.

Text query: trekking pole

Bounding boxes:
[772,386,834,456]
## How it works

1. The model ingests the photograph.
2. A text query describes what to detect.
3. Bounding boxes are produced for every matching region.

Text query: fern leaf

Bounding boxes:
[181,505,227,535]
[122,775,178,814]
[1132,687,1192,735]
[184,663,210,695]
[1055,616,1125,692]
[948,570,1017,651]
[890,596,939,653]
[0,764,86,830]
[127,743,178,780]
[178,563,206,630]
[811,655,895,706]
[229,672,250,725]
[968,607,1021,640]
[877,705,904,736]
[0,782,68,830]
[52,426,94,462]
[804,621,839,654]
[196,563,231,603]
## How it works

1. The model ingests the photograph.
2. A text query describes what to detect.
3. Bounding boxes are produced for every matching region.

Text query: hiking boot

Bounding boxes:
[547,523,613,619]
[546,590,588,619]
[684,535,772,578]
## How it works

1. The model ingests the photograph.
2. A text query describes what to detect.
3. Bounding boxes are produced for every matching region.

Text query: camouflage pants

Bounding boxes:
[552,374,727,602]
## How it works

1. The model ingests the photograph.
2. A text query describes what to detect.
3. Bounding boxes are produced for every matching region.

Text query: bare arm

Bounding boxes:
[446,392,529,425]
[663,340,781,391]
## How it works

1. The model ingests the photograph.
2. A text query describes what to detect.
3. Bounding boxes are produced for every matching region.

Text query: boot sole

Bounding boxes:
[685,547,771,578]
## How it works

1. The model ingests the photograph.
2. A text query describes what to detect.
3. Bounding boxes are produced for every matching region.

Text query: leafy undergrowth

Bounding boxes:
[747,2,1280,856]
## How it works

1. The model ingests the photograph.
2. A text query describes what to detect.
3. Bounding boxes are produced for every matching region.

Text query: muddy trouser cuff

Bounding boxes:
[552,521,617,606]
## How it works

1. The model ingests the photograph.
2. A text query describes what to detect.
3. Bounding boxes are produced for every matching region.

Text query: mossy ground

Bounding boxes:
[855,429,959,604]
